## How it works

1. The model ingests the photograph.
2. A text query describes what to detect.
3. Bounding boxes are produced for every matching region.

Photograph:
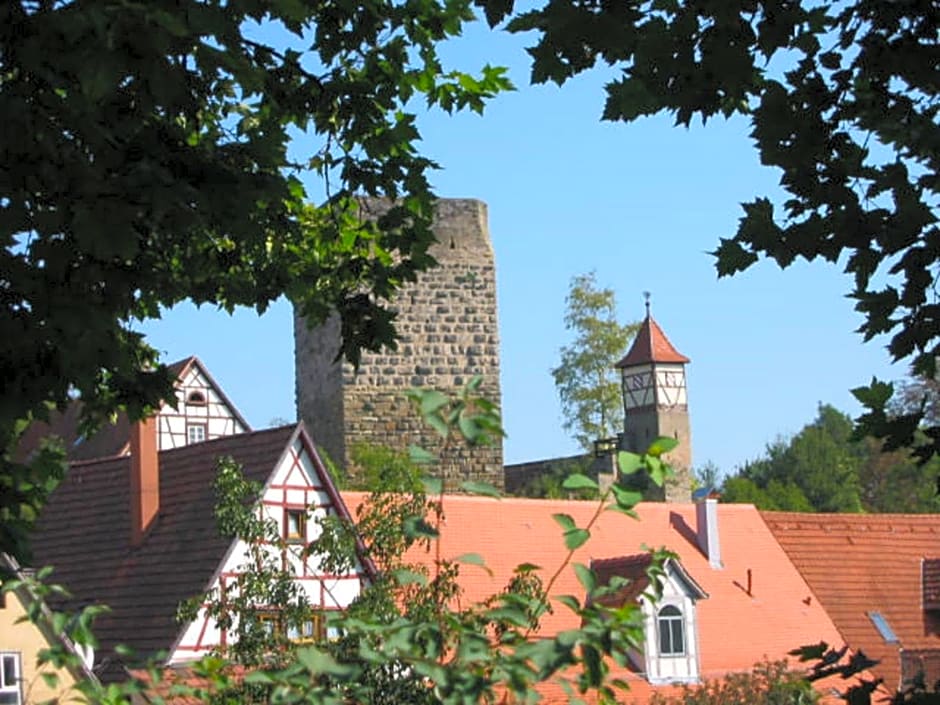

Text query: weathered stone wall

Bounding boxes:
[294,198,504,487]
[623,405,692,502]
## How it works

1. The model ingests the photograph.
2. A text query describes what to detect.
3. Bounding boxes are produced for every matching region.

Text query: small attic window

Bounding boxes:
[186,391,207,406]
[868,611,899,643]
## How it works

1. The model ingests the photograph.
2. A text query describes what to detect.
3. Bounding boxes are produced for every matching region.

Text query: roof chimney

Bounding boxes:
[129,416,159,546]
[695,496,722,569]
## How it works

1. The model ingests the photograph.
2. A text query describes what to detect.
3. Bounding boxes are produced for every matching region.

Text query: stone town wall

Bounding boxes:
[294,199,504,488]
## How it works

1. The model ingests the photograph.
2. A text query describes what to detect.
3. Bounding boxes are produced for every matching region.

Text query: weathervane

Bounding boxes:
[643,291,651,317]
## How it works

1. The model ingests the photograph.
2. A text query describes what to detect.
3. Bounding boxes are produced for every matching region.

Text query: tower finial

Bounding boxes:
[643,291,651,317]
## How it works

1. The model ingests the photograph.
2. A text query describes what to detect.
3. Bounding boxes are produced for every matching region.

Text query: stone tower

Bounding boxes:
[615,305,692,502]
[294,198,504,487]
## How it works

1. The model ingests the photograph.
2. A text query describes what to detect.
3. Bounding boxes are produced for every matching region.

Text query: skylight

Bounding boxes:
[868,611,899,643]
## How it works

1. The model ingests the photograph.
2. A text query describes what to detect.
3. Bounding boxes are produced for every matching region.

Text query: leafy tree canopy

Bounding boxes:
[552,272,639,450]
[477,0,939,458]
[722,402,940,513]
[0,0,509,558]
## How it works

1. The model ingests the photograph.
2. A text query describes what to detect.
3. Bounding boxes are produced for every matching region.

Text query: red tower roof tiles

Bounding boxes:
[615,315,690,368]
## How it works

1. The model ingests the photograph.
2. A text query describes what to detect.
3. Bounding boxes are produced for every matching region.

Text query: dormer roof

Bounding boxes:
[615,315,690,368]
[591,554,708,606]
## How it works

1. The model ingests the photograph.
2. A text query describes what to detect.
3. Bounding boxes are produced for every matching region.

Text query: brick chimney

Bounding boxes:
[129,417,159,546]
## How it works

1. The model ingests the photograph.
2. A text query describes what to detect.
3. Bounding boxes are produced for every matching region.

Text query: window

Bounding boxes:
[657,605,685,656]
[285,509,306,543]
[868,611,899,643]
[257,613,279,638]
[254,612,324,644]
[187,424,207,444]
[186,391,207,406]
[286,613,324,643]
[0,653,21,705]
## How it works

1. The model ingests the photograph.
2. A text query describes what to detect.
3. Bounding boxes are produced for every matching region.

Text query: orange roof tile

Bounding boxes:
[763,511,940,692]
[342,494,845,701]
[615,316,689,368]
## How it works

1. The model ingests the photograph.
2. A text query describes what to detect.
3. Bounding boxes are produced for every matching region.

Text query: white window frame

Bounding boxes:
[656,604,686,656]
[0,652,22,705]
[187,423,207,444]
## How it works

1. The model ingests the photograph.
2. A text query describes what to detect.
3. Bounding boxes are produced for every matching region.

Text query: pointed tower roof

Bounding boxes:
[615,314,690,368]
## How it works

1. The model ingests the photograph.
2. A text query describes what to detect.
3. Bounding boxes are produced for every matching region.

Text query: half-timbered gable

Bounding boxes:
[31,423,368,681]
[14,356,251,463]
[157,356,250,451]
[170,430,364,662]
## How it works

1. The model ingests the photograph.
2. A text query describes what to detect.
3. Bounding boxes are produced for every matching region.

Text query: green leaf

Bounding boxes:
[391,568,428,586]
[421,475,443,495]
[646,436,679,456]
[409,445,437,465]
[552,513,576,531]
[419,390,450,416]
[564,528,590,550]
[555,594,581,612]
[573,563,596,593]
[561,473,598,491]
[617,451,644,475]
[459,480,501,497]
[403,515,439,540]
[610,485,642,510]
[455,553,492,575]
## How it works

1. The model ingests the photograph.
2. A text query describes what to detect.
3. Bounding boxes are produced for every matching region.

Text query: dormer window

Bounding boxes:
[592,555,707,685]
[658,605,686,655]
[186,390,207,406]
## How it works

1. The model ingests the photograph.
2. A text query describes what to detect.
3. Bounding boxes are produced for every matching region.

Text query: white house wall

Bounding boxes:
[169,437,365,662]
[157,363,247,450]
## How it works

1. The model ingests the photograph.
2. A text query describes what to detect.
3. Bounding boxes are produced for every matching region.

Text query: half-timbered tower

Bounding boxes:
[615,305,693,502]
[31,423,369,680]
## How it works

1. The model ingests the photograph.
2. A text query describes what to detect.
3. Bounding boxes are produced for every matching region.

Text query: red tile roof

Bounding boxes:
[763,511,940,692]
[31,425,300,681]
[615,316,690,368]
[342,494,845,701]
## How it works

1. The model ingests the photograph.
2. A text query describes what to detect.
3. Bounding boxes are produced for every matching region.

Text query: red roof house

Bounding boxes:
[764,511,940,693]
[342,492,850,703]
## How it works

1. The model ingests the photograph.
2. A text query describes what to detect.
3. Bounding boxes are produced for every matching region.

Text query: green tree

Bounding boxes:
[723,405,862,512]
[551,272,640,450]
[475,0,939,460]
[649,660,817,705]
[0,0,510,559]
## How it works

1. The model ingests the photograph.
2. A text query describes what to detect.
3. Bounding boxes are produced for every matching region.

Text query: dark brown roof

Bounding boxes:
[591,554,653,606]
[31,425,299,680]
[615,315,690,368]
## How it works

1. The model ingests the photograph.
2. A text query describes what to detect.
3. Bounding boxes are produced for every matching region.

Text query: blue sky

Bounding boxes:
[141,19,901,476]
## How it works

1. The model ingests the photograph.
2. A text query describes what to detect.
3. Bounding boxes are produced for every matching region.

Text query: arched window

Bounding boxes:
[186,390,207,406]
[657,605,685,656]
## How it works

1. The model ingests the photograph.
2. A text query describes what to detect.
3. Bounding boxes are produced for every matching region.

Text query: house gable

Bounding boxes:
[169,426,366,662]
[32,425,360,681]
[157,357,251,451]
